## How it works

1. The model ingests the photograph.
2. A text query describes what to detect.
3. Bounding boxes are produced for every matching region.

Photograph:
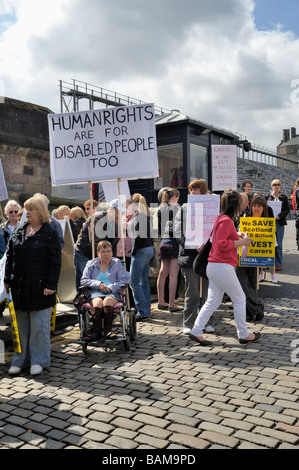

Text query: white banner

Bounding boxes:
[48,103,159,185]
[211,145,237,191]
[267,200,282,218]
[0,253,7,304]
[0,159,8,202]
[185,194,220,248]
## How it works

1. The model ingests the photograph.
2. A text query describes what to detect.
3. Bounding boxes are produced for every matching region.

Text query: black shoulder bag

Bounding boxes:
[192,230,213,279]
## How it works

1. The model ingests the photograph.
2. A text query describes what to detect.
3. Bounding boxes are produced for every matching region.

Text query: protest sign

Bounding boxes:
[7,289,21,353]
[56,217,76,304]
[211,145,237,191]
[267,200,282,218]
[48,103,159,185]
[185,194,220,248]
[101,180,130,203]
[239,217,276,267]
[0,158,8,202]
[0,253,7,304]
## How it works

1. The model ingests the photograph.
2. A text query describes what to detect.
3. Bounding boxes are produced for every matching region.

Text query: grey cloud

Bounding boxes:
[29,0,251,81]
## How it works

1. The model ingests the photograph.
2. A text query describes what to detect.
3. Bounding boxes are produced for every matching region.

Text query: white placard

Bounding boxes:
[48,103,159,186]
[101,180,130,203]
[267,200,282,218]
[0,253,7,304]
[185,194,220,248]
[0,159,8,202]
[211,145,237,191]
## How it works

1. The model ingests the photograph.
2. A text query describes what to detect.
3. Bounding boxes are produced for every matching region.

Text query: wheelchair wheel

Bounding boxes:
[123,334,130,351]
[128,311,137,341]
[79,312,89,354]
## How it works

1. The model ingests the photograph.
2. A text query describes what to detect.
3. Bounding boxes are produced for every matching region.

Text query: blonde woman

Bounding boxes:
[128,193,154,321]
[57,205,78,241]
[70,206,87,234]
[4,195,61,375]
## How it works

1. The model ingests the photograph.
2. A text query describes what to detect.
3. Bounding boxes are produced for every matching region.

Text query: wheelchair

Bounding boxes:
[74,284,136,354]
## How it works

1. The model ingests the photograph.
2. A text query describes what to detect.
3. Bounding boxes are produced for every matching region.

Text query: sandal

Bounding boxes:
[239,332,261,344]
[157,304,169,310]
[188,333,213,346]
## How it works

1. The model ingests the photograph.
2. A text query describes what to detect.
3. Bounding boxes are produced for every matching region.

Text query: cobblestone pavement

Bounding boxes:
[0,224,298,450]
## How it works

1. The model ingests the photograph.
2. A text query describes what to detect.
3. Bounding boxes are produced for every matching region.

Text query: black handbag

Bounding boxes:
[192,231,213,279]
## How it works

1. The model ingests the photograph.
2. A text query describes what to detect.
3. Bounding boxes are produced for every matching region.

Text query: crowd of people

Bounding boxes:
[0,175,294,375]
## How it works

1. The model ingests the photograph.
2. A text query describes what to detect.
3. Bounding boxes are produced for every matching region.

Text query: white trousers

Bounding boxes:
[191,263,249,340]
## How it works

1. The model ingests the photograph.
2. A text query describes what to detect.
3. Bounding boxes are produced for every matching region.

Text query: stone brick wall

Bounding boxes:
[0,97,52,204]
[0,143,51,201]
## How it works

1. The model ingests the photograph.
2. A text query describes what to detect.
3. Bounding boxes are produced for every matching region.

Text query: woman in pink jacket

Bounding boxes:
[189,189,261,346]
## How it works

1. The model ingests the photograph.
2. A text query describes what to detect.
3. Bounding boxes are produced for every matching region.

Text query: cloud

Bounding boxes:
[1,0,299,149]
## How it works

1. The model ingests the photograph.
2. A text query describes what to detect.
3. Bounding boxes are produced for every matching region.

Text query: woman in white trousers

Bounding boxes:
[189,189,261,346]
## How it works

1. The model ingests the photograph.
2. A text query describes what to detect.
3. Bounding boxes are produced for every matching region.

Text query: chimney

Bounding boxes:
[283,129,290,142]
[291,127,296,139]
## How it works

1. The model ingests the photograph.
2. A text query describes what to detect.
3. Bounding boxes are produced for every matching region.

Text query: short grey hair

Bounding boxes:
[4,199,21,215]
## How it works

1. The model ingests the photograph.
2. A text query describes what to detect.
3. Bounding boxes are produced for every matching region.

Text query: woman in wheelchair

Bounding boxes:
[80,240,131,342]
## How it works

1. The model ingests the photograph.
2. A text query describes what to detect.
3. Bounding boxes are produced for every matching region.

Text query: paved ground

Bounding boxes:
[0,221,298,451]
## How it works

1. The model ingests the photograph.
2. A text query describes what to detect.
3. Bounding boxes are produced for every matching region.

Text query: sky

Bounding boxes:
[1,0,299,151]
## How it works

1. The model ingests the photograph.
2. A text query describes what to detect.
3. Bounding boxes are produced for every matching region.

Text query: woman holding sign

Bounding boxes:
[267,179,290,271]
[4,195,61,376]
[189,189,261,346]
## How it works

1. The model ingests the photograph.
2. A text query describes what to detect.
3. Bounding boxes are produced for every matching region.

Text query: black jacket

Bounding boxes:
[4,222,61,311]
[129,212,153,256]
[74,211,119,259]
[174,204,197,269]
[267,194,290,226]
[158,204,180,239]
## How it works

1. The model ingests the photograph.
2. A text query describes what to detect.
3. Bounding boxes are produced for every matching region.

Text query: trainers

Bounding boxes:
[183,327,191,335]
[204,325,215,333]
[271,275,278,283]
[8,366,21,375]
[135,313,150,321]
[30,365,43,376]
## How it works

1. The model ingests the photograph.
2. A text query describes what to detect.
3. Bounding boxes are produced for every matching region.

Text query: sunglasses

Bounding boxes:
[272,183,280,186]
[9,210,18,214]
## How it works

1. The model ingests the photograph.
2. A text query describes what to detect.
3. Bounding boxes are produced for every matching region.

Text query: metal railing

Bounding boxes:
[59,79,170,116]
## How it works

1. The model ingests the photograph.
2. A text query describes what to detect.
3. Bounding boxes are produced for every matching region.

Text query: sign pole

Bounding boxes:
[117,178,131,310]
[89,182,95,259]
[117,178,126,269]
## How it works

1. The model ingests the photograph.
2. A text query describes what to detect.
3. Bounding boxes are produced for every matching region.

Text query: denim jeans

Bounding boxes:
[74,249,89,290]
[11,307,52,369]
[130,245,154,318]
[275,224,285,267]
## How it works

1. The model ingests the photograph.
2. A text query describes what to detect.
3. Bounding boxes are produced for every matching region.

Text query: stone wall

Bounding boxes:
[0,97,52,205]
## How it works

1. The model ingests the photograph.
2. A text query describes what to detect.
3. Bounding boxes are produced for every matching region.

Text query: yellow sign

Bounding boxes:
[239,217,276,267]
[50,295,58,332]
[7,289,22,353]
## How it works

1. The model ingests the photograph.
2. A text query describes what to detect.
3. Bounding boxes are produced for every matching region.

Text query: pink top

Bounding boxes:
[208,214,239,267]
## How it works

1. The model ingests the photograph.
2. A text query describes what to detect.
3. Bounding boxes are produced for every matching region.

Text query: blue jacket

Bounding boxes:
[80,257,130,293]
